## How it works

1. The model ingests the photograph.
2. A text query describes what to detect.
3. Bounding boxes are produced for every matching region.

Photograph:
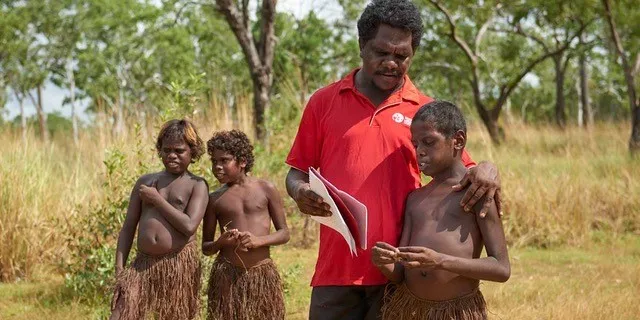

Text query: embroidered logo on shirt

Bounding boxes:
[392,113,412,126]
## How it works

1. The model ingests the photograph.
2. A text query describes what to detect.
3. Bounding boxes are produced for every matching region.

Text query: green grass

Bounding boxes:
[2,235,639,319]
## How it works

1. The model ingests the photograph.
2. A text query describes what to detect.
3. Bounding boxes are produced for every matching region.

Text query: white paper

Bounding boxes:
[310,167,368,250]
[308,169,358,256]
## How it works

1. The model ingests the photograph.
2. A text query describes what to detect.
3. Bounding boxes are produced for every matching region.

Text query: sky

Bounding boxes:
[2,0,345,123]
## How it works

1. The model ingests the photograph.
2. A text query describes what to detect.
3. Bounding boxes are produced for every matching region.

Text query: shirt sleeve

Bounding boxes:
[285,93,324,172]
[462,149,476,168]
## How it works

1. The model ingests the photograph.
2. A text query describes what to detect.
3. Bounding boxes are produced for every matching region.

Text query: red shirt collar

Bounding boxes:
[338,68,421,104]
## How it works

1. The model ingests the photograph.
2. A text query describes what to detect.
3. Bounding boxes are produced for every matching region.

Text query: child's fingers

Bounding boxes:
[372,246,397,259]
[495,189,503,217]
[400,260,422,268]
[151,180,158,189]
[375,242,398,252]
[397,246,426,253]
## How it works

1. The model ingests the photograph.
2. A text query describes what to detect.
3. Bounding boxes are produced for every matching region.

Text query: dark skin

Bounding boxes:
[111,137,208,319]
[286,24,501,219]
[371,122,510,301]
[202,149,290,268]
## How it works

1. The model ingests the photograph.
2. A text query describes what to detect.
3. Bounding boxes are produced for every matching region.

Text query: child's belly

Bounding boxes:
[137,209,190,255]
[404,223,481,300]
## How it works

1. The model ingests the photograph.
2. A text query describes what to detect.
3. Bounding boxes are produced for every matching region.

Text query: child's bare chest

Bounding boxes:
[148,176,194,212]
[407,195,481,257]
[214,186,269,219]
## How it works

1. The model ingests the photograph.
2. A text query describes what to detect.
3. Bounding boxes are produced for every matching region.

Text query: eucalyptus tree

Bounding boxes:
[421,0,584,144]
[602,0,640,153]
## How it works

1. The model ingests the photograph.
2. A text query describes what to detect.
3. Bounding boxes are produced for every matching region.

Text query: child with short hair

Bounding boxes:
[202,129,290,320]
[110,119,209,320]
[372,101,510,320]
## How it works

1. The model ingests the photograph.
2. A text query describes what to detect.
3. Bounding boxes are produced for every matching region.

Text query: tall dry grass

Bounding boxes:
[1,107,638,281]
[466,121,640,247]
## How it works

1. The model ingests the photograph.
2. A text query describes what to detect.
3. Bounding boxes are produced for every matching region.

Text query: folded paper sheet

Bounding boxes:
[308,168,368,256]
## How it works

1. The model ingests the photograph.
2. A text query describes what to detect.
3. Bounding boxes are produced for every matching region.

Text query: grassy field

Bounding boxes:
[1,119,639,319]
[1,235,639,319]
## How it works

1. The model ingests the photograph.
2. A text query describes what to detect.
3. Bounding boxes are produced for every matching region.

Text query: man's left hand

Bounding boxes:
[452,161,502,218]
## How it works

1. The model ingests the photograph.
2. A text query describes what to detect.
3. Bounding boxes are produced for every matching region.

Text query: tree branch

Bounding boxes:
[429,0,477,66]
[258,0,276,77]
[215,0,263,75]
[475,16,493,55]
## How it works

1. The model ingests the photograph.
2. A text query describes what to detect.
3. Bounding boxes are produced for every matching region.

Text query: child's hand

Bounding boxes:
[216,229,240,248]
[371,242,399,266]
[396,246,442,270]
[139,180,162,205]
[237,231,263,250]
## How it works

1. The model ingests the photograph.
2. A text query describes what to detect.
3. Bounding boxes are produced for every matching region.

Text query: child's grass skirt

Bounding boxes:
[111,241,201,320]
[206,255,285,320]
[382,283,487,320]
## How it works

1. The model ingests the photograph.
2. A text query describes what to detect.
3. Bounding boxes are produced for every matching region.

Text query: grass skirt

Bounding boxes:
[206,255,285,320]
[381,283,487,320]
[111,241,201,320]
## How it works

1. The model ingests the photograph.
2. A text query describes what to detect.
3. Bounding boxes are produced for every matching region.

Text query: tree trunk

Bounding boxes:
[252,74,270,144]
[28,85,48,141]
[603,0,640,153]
[579,46,593,128]
[17,92,26,144]
[216,0,276,144]
[37,85,47,141]
[554,55,567,129]
[632,107,640,151]
[68,62,78,145]
[115,86,125,137]
[477,105,503,144]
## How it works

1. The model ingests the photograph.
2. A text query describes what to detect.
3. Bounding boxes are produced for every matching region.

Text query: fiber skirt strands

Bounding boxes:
[111,241,201,320]
[207,256,285,320]
[382,284,487,320]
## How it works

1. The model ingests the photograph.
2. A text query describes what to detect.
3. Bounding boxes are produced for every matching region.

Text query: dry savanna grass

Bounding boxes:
[1,236,639,319]
[0,112,639,319]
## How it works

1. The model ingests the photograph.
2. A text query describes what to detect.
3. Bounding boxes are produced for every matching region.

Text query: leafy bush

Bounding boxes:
[64,126,149,304]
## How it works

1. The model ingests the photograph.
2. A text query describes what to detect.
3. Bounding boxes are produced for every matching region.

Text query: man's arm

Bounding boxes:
[285,167,332,217]
[114,177,144,273]
[140,179,209,237]
[238,181,290,249]
[397,201,510,282]
[453,161,502,217]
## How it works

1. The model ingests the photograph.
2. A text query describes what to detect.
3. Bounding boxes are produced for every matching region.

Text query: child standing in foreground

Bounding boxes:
[202,130,290,320]
[372,101,510,320]
[110,119,209,320]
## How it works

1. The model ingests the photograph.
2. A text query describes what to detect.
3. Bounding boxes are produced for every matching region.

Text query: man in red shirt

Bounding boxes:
[285,1,501,319]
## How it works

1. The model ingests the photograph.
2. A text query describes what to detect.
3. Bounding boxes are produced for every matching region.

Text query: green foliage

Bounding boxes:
[63,127,149,304]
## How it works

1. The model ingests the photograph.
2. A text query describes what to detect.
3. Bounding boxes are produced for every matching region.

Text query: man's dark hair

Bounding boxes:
[156,119,205,162]
[207,130,255,173]
[414,100,467,138]
[357,0,424,50]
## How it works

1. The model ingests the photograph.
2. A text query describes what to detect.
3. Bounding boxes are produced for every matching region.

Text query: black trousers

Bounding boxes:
[309,285,385,320]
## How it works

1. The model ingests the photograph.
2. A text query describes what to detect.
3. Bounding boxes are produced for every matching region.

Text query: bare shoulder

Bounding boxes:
[186,171,208,187]
[209,185,228,203]
[255,178,277,192]
[136,172,161,186]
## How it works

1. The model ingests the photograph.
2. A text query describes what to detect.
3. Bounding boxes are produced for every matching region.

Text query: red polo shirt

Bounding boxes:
[286,70,475,286]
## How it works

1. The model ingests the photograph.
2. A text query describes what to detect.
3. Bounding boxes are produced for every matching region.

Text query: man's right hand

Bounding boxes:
[293,183,332,217]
